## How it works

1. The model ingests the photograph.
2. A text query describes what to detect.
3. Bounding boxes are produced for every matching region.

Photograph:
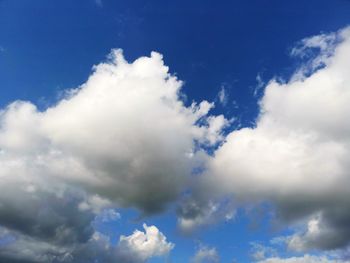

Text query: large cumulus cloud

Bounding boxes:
[0,50,224,262]
[0,49,225,213]
[202,26,350,251]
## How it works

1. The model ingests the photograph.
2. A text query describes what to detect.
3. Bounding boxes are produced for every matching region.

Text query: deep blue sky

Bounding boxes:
[1,1,350,262]
[1,0,350,125]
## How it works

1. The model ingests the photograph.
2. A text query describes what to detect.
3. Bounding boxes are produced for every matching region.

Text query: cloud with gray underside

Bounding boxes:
[0,50,224,262]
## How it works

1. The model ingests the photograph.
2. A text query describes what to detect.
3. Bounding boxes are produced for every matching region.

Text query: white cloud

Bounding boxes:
[0,49,225,262]
[205,26,350,250]
[254,73,265,97]
[289,31,341,81]
[218,86,228,106]
[203,115,229,145]
[118,224,174,262]
[0,49,225,212]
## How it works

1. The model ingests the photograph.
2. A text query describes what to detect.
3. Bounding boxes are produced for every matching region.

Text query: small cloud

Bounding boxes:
[217,86,228,106]
[118,224,174,261]
[253,73,265,97]
[216,83,240,110]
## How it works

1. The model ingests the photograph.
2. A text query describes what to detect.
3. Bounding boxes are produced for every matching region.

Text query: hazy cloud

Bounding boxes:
[191,245,220,263]
[257,254,350,263]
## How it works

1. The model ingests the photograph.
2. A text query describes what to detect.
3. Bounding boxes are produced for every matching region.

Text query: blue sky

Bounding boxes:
[2,0,350,116]
[1,1,350,263]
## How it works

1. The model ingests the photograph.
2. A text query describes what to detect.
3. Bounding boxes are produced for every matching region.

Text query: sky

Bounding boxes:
[1,0,350,262]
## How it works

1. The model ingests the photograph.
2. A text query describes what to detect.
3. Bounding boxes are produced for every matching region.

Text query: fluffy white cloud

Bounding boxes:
[118,224,174,262]
[191,245,220,263]
[0,49,224,213]
[204,26,350,250]
[0,50,225,262]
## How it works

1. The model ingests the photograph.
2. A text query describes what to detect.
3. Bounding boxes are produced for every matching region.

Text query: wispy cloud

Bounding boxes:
[95,0,103,7]
[253,73,265,97]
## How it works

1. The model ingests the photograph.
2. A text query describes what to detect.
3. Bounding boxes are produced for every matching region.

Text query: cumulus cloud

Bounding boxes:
[191,245,220,263]
[0,227,129,263]
[118,223,174,262]
[38,50,222,212]
[0,49,224,212]
[0,184,105,263]
[0,50,224,262]
[201,26,350,251]
[284,210,350,252]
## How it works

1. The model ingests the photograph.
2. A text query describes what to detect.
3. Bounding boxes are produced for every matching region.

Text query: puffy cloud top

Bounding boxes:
[118,223,174,261]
